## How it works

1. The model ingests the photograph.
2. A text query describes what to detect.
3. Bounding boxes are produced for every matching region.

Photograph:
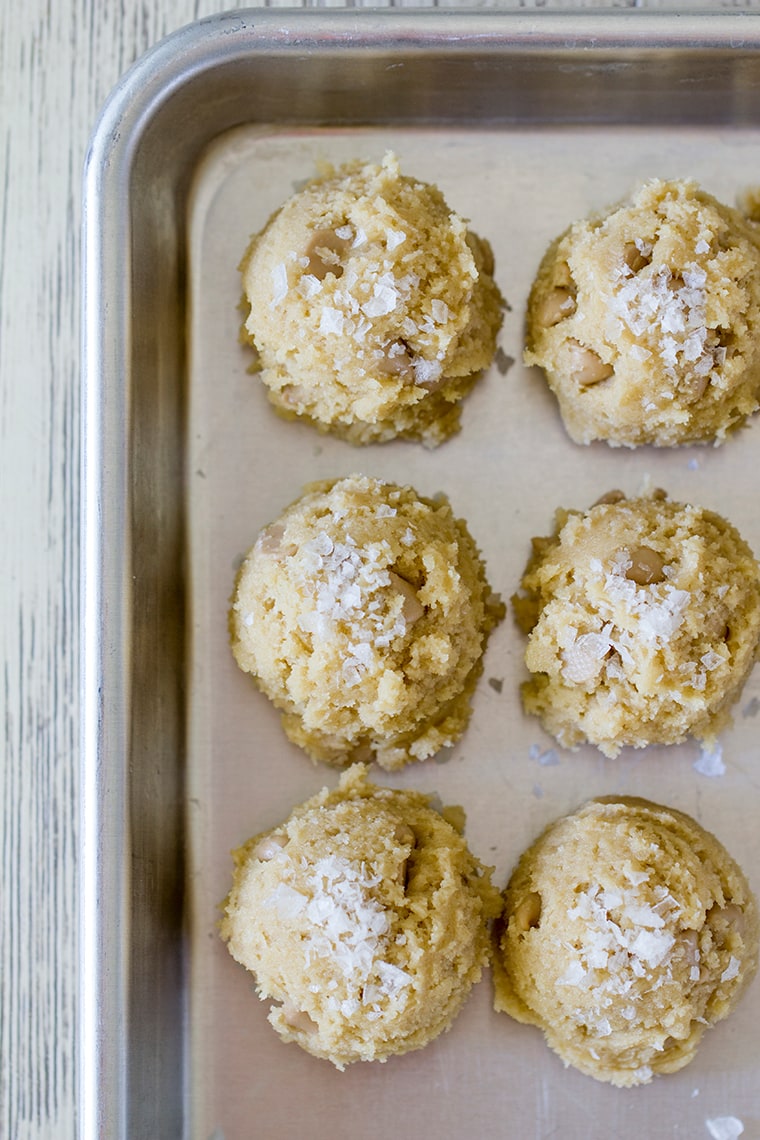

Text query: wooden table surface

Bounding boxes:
[2,1,759,1136]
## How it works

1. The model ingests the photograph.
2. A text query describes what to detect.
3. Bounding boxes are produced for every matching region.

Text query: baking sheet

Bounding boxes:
[186,125,760,1139]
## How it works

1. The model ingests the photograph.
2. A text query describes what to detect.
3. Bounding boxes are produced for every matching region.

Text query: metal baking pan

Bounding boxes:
[82,10,760,1139]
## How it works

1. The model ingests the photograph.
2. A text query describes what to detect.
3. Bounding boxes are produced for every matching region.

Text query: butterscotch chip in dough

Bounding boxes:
[525,179,760,446]
[229,474,505,770]
[239,152,504,446]
[492,797,759,1086]
[512,491,760,757]
[220,764,500,1068]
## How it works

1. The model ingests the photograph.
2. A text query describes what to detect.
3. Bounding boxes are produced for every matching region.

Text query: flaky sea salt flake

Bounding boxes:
[270,262,289,307]
[694,743,725,778]
[705,1116,744,1140]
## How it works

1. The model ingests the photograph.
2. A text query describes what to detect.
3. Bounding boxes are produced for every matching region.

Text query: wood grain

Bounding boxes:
[1,0,758,1136]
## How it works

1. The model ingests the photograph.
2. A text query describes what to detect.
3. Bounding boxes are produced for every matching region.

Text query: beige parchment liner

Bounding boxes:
[186,126,760,1140]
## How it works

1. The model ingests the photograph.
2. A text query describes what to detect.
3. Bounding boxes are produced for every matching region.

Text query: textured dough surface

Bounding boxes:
[493,797,759,1086]
[525,179,760,446]
[239,152,504,446]
[220,764,500,1068]
[512,491,760,757]
[229,474,504,769]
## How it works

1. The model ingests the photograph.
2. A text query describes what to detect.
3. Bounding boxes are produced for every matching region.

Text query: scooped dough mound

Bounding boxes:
[229,474,505,770]
[220,764,500,1068]
[492,797,759,1086]
[512,490,760,757]
[525,179,760,446]
[239,152,504,446]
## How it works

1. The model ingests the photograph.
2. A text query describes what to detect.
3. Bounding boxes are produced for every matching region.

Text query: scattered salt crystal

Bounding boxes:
[562,631,612,683]
[362,281,398,317]
[413,358,443,386]
[693,744,725,778]
[684,265,707,289]
[335,224,353,240]
[529,744,560,766]
[265,882,308,919]
[430,299,450,324]
[720,956,741,982]
[311,531,334,556]
[688,457,700,470]
[299,274,322,299]
[629,344,652,362]
[705,1116,744,1140]
[319,307,345,335]
[625,905,666,929]
[385,228,407,251]
[695,238,710,254]
[630,929,675,967]
[270,262,289,306]
[558,961,587,986]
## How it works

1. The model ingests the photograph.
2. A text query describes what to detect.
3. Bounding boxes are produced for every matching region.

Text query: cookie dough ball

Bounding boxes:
[512,491,760,757]
[493,797,759,1086]
[220,765,500,1068]
[229,474,504,770]
[525,179,760,446]
[239,152,504,446]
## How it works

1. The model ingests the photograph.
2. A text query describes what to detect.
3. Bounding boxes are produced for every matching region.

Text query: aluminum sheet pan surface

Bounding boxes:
[187,123,760,1140]
[83,12,760,1140]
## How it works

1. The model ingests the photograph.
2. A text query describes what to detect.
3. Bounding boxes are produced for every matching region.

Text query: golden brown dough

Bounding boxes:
[229,474,504,769]
[493,797,759,1086]
[221,765,500,1068]
[512,490,760,757]
[239,152,504,446]
[525,179,760,446]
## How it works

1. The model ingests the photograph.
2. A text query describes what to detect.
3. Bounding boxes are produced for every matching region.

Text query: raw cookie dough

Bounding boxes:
[220,764,500,1068]
[229,474,505,770]
[239,152,504,446]
[512,490,760,757]
[525,179,760,446]
[492,797,759,1087]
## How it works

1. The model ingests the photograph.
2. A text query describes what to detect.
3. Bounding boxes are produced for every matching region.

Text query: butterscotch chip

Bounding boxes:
[493,798,759,1087]
[512,492,760,757]
[229,474,504,770]
[525,179,760,446]
[239,152,504,446]
[220,765,500,1069]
